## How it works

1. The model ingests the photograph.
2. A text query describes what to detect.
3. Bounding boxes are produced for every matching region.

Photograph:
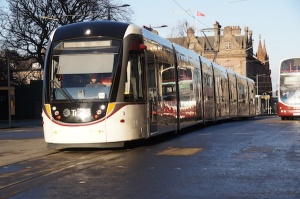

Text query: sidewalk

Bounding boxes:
[0,119,42,129]
[0,119,51,167]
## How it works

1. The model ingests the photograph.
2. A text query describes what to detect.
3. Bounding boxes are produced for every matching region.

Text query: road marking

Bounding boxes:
[198,133,211,136]
[233,132,255,135]
[0,129,29,132]
[157,147,204,156]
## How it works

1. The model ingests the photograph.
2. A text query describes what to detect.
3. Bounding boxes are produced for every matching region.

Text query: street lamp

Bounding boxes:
[107,4,130,20]
[142,25,168,35]
[245,46,253,51]
[40,16,59,21]
[151,25,168,29]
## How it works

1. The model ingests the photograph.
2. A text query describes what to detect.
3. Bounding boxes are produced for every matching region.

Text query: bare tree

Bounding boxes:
[168,20,193,48]
[0,49,38,86]
[0,0,133,72]
[0,51,7,84]
[176,20,190,38]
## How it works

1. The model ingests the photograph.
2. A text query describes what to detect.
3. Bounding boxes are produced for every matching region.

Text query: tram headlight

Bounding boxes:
[54,110,62,120]
[96,110,102,115]
[84,29,91,35]
[93,109,102,120]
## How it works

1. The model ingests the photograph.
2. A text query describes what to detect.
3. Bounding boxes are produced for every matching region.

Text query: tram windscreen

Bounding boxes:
[279,58,300,105]
[49,39,121,101]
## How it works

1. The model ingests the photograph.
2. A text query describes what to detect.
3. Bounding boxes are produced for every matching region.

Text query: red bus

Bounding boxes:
[278,58,300,120]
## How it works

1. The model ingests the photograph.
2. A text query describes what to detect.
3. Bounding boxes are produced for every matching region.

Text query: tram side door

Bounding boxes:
[146,52,158,134]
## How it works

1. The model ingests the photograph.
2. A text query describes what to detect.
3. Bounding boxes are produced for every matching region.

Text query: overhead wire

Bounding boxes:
[172,0,220,61]
[172,0,210,29]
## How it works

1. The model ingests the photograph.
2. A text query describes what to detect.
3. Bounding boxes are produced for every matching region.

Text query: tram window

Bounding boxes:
[238,83,245,101]
[190,84,193,91]
[124,54,145,101]
[165,86,171,93]
[203,74,212,87]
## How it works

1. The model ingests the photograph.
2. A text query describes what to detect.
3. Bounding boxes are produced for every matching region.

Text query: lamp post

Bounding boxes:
[6,50,11,127]
[107,4,130,20]
[256,74,268,115]
[256,73,265,95]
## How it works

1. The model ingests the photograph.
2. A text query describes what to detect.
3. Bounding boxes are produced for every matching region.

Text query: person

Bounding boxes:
[282,91,289,101]
[86,74,102,87]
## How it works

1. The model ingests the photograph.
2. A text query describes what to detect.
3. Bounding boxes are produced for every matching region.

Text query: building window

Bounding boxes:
[225,42,232,50]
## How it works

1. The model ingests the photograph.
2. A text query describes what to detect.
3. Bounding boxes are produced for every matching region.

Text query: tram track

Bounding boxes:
[0,148,129,198]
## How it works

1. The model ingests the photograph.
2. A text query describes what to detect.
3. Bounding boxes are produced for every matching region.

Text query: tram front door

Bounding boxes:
[147,55,158,135]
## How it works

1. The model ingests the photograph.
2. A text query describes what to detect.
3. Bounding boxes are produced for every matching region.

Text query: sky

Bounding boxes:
[124,0,300,91]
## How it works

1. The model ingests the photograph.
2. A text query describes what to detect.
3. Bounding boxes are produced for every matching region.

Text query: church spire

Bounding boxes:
[256,35,264,62]
[263,39,266,54]
[263,39,269,62]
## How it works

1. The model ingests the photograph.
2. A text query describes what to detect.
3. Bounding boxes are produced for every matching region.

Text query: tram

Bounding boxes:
[42,20,256,148]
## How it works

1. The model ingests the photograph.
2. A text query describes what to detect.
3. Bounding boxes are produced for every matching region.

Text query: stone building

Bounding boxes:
[170,21,272,96]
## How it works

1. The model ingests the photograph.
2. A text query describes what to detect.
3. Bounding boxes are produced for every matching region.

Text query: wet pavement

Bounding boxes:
[0,119,49,167]
[0,119,42,130]
[2,116,300,198]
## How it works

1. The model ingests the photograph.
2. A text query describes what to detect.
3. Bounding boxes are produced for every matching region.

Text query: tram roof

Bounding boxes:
[52,20,131,42]
[141,28,173,50]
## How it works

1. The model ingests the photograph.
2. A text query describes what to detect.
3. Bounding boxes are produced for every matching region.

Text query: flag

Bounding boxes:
[196,11,205,17]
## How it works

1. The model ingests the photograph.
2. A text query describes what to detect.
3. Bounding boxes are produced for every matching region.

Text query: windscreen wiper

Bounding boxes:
[50,80,75,103]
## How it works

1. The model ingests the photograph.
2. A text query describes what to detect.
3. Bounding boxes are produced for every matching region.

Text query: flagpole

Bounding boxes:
[195,11,198,34]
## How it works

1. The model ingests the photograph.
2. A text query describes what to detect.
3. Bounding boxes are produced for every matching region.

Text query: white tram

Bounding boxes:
[42,21,256,148]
